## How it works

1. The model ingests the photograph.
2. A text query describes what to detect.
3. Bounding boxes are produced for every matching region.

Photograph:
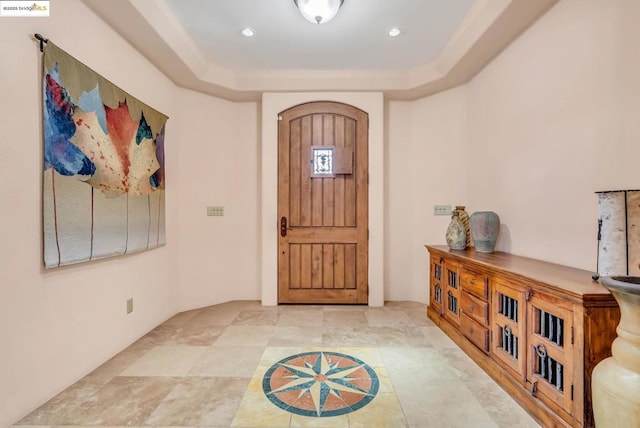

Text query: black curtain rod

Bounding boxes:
[34,33,48,52]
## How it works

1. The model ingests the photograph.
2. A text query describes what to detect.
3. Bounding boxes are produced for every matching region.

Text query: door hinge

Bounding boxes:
[367,228,369,239]
[571,327,574,345]
[571,384,574,401]
[278,115,283,121]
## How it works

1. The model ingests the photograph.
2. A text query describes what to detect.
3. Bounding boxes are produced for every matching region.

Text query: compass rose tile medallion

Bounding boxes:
[262,351,380,417]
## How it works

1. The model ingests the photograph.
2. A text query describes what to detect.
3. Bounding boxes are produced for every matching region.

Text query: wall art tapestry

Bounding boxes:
[42,41,168,268]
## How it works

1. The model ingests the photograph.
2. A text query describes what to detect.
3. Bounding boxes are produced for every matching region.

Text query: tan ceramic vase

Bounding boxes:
[454,206,471,248]
[592,276,640,427]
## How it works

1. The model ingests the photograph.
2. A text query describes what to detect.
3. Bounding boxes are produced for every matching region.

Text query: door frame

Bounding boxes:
[277,101,369,304]
[261,92,385,306]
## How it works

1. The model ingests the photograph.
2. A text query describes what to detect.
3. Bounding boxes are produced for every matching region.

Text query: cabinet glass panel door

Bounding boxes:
[444,262,461,326]
[492,279,526,380]
[527,294,574,415]
[430,256,443,316]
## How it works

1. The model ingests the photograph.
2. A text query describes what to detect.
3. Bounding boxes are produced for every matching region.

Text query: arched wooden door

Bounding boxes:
[278,101,368,304]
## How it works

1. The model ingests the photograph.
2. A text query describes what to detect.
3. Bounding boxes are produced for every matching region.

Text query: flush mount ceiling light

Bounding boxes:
[294,0,344,24]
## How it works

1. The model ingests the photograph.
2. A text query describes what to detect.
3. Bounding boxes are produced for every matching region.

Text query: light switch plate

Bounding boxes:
[433,205,452,216]
[207,206,224,216]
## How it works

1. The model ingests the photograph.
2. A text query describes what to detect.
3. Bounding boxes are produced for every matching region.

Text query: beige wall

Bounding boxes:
[465,0,640,269]
[174,89,260,309]
[0,1,179,425]
[0,2,263,424]
[384,0,640,301]
[386,88,468,303]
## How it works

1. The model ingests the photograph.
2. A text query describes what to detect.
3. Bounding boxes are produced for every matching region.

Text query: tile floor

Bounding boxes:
[14,301,540,428]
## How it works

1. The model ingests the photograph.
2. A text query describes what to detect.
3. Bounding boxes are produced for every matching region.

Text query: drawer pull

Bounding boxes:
[469,303,475,311]
[535,343,547,358]
[470,279,475,285]
[468,327,474,334]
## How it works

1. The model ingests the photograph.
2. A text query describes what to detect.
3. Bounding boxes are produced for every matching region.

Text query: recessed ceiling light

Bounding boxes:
[242,28,255,37]
[388,28,401,37]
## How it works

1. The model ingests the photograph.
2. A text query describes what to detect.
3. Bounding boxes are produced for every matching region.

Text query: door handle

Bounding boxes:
[281,216,288,237]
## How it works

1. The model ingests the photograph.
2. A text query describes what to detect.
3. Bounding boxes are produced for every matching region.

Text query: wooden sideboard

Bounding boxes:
[426,245,620,428]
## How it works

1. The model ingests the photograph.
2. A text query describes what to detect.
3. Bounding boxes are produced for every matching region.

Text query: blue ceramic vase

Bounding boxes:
[470,211,500,253]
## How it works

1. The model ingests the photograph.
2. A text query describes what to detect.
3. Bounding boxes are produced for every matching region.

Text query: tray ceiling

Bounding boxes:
[82,0,558,101]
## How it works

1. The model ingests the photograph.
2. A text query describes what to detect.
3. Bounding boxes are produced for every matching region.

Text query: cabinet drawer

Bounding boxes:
[461,313,489,353]
[461,291,488,325]
[460,270,488,300]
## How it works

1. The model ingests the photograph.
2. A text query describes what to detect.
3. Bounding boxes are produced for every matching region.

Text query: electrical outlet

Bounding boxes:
[126,298,133,314]
[207,206,224,216]
[433,205,452,216]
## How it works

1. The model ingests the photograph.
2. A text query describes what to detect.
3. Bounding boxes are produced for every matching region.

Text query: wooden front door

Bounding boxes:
[278,102,368,304]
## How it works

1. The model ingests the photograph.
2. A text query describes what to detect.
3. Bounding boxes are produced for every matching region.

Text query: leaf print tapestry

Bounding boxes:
[42,42,168,268]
